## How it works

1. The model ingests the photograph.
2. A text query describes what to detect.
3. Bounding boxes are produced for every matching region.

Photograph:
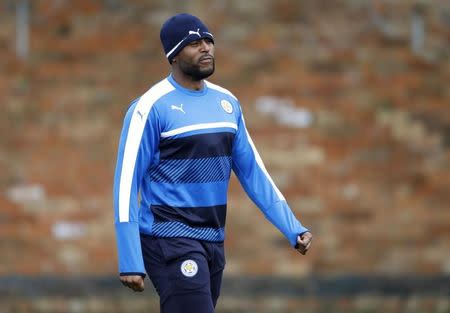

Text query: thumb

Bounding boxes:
[138,277,145,289]
[298,233,310,245]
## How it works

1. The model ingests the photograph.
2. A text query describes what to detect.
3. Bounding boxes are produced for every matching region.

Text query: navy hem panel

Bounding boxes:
[140,232,225,244]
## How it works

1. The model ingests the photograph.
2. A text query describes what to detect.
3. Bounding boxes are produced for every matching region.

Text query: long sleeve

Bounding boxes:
[113,99,160,275]
[231,106,309,247]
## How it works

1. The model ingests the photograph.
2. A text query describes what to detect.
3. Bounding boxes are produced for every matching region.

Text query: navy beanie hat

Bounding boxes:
[160,13,214,63]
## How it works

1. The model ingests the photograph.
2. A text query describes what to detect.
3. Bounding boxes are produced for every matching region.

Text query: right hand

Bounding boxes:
[119,275,145,292]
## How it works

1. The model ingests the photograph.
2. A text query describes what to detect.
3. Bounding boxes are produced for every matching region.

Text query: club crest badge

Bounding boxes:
[181,259,198,277]
[220,100,233,114]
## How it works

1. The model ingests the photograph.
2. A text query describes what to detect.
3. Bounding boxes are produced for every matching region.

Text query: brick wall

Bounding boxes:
[0,0,449,278]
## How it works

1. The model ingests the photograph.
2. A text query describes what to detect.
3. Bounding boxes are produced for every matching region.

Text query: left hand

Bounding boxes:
[296,231,313,255]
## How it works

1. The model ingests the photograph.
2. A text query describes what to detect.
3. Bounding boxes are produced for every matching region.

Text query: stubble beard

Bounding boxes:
[179,58,215,81]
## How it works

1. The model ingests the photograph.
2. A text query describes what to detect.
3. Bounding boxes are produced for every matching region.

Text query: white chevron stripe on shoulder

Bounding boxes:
[119,79,174,223]
[135,79,174,116]
[205,81,237,100]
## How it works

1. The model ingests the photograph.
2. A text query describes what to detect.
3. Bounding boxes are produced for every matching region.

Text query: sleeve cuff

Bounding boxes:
[120,272,146,278]
[115,222,146,274]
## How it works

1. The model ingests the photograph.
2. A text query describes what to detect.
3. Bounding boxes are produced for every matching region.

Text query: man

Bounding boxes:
[113,13,312,313]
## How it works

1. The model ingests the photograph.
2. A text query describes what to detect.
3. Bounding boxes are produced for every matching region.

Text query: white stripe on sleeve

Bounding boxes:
[241,115,285,201]
[118,79,174,222]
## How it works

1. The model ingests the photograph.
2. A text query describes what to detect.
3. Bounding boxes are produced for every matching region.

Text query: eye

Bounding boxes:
[189,41,200,47]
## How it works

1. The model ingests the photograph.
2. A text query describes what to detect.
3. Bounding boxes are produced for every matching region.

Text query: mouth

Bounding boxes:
[199,55,213,65]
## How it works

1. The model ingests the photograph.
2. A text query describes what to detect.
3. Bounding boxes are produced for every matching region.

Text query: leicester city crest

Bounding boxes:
[220,100,233,114]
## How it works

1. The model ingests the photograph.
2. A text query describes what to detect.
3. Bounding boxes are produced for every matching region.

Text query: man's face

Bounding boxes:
[174,38,215,81]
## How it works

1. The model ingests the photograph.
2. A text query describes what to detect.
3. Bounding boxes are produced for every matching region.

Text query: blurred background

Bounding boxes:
[0,0,449,312]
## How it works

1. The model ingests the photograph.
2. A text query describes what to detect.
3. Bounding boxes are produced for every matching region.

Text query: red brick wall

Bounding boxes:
[0,1,448,276]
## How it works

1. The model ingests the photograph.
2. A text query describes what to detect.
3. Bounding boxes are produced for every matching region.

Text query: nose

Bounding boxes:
[199,39,212,52]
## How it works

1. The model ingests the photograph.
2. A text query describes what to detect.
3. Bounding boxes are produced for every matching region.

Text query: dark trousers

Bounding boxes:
[140,234,225,313]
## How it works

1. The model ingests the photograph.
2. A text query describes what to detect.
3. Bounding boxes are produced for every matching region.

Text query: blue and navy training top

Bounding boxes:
[113,74,309,275]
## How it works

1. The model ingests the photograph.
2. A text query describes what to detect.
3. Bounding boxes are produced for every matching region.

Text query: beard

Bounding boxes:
[178,57,215,81]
